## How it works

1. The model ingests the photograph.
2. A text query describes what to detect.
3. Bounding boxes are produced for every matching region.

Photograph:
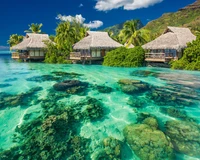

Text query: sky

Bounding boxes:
[0,0,196,49]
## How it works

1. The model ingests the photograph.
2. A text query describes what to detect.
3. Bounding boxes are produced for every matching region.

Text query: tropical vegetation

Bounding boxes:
[118,20,150,46]
[103,46,145,67]
[24,23,43,33]
[171,36,200,71]
[143,5,200,39]
[7,34,23,47]
[44,20,88,63]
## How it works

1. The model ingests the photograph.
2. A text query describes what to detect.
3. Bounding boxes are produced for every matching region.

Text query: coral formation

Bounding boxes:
[123,117,175,160]
[165,120,200,158]
[53,80,88,92]
[0,87,42,109]
[94,85,113,93]
[118,79,150,94]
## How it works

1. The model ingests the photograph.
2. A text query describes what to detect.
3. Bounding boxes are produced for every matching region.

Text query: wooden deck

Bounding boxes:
[11,52,44,61]
[70,52,103,61]
[145,53,174,62]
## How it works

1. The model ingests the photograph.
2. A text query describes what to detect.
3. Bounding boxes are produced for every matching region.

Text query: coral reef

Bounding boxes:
[53,80,88,92]
[118,79,150,94]
[4,78,18,82]
[0,87,42,109]
[0,84,12,88]
[130,70,159,77]
[94,85,113,93]
[26,75,61,82]
[51,71,83,78]
[103,137,122,160]
[146,88,195,107]
[165,120,200,158]
[160,107,197,122]
[123,117,175,160]
[127,97,146,108]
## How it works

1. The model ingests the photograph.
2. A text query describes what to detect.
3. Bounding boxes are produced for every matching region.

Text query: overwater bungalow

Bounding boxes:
[70,31,122,63]
[11,33,51,61]
[143,26,196,63]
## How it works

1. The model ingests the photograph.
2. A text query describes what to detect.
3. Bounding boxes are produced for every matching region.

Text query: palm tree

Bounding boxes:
[7,34,23,47]
[24,23,43,33]
[119,20,150,46]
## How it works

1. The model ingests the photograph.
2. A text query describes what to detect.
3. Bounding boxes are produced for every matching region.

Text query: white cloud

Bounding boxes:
[0,46,9,50]
[79,3,83,7]
[95,0,163,11]
[56,14,103,29]
[84,21,103,29]
[56,14,85,24]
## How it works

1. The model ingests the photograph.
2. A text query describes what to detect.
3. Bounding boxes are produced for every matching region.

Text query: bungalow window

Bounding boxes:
[92,50,97,57]
[30,50,34,56]
[35,50,39,57]
[40,51,44,57]
[97,50,101,57]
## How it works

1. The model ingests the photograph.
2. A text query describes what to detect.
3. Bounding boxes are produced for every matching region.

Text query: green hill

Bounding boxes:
[103,20,144,36]
[143,0,200,38]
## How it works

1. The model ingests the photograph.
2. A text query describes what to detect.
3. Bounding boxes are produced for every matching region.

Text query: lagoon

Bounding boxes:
[0,53,200,160]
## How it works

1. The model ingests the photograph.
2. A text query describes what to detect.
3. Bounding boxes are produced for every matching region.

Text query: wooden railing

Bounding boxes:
[70,52,92,60]
[11,52,20,59]
[145,53,174,62]
[11,52,30,59]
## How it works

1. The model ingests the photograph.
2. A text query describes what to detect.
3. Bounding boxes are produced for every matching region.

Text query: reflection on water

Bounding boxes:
[0,54,199,160]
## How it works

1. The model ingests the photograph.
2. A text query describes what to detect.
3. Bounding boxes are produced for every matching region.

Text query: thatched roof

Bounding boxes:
[142,26,196,51]
[12,33,51,50]
[73,31,123,50]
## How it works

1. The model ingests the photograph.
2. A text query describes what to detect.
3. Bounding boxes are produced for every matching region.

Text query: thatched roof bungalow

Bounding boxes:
[143,26,196,63]
[70,31,122,62]
[11,33,51,61]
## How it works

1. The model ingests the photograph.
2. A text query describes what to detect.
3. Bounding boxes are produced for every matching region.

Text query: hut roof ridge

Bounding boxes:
[143,26,196,51]
[12,33,51,50]
[73,31,122,50]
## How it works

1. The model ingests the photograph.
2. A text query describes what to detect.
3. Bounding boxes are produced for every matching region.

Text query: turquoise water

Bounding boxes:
[0,54,200,160]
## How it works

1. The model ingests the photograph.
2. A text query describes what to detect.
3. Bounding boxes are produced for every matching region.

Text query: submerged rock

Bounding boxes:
[51,71,83,78]
[130,70,159,77]
[95,85,113,93]
[118,79,150,94]
[146,88,194,107]
[26,75,61,82]
[160,107,196,122]
[4,78,18,82]
[127,97,146,108]
[0,87,42,109]
[53,80,88,92]
[0,84,12,88]
[123,117,175,160]
[165,120,200,158]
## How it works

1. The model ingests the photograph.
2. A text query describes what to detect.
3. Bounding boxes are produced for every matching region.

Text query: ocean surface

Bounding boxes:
[0,53,199,160]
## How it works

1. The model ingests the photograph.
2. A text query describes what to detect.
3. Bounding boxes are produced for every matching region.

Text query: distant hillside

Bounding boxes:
[143,0,200,38]
[103,20,144,36]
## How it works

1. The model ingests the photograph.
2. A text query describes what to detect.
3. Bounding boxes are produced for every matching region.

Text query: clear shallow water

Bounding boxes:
[0,54,200,160]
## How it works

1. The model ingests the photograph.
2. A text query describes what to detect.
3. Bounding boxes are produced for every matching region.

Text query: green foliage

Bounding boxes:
[103,19,143,37]
[44,41,72,64]
[171,36,200,71]
[24,23,43,33]
[119,20,150,46]
[103,46,145,67]
[44,20,87,64]
[7,34,23,47]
